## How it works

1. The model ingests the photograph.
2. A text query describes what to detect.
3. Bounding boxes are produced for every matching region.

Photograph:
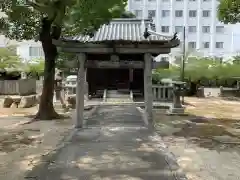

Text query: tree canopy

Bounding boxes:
[218,0,240,23]
[0,0,127,40]
[0,0,128,120]
[120,11,136,18]
[153,56,240,84]
[26,58,45,75]
[0,46,21,69]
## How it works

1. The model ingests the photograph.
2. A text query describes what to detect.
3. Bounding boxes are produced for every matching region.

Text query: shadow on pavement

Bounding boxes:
[24,106,185,180]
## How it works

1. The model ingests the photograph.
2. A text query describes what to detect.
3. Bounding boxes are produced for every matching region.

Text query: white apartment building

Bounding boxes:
[127,0,236,62]
[2,2,239,62]
[17,41,44,62]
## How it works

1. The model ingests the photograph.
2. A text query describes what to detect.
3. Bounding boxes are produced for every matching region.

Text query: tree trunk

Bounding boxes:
[35,18,62,120]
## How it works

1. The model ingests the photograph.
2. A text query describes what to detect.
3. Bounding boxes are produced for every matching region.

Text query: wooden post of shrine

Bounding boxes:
[144,53,153,124]
[75,53,86,128]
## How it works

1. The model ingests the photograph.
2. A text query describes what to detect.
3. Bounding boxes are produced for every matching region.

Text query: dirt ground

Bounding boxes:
[2,97,240,180]
[0,105,38,117]
[154,97,240,180]
[0,104,76,180]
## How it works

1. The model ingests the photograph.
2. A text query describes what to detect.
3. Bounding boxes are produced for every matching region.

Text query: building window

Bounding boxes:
[162,0,169,2]
[216,42,224,49]
[161,26,169,33]
[134,10,142,18]
[188,26,196,33]
[189,0,196,1]
[203,0,210,1]
[188,42,196,49]
[175,10,183,17]
[216,26,224,33]
[189,10,197,17]
[175,26,183,33]
[202,10,210,17]
[29,46,44,57]
[203,42,210,48]
[135,0,142,1]
[202,26,210,33]
[148,0,156,1]
[148,10,156,18]
[176,0,183,1]
[162,10,170,17]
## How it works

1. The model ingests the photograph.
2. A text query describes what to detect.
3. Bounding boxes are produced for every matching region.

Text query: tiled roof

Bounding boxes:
[62,19,176,43]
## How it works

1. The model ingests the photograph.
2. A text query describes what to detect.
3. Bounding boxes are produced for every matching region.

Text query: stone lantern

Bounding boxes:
[167,80,186,115]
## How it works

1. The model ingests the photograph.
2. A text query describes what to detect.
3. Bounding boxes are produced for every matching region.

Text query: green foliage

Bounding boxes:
[0,1,41,40]
[63,0,127,36]
[0,0,128,119]
[184,56,220,80]
[153,65,180,83]
[0,46,22,69]
[56,52,77,74]
[218,0,240,24]
[153,56,240,84]
[0,0,128,71]
[26,58,45,75]
[232,55,240,64]
[120,11,136,18]
[0,0,127,39]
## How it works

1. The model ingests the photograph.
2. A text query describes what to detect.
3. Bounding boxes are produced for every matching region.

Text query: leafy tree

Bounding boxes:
[232,55,240,64]
[57,52,77,75]
[184,57,219,80]
[0,46,21,69]
[0,0,127,120]
[153,65,180,83]
[120,11,136,18]
[26,58,45,76]
[153,54,240,86]
[218,0,240,24]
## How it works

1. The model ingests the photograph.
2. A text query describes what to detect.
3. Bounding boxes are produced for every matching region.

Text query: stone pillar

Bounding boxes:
[144,53,153,124]
[172,87,182,109]
[75,53,86,128]
[84,68,89,100]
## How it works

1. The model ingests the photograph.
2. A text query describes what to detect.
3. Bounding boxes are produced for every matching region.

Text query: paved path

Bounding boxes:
[25,106,185,180]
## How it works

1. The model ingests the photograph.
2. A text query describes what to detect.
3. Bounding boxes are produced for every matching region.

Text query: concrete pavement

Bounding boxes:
[25,106,186,180]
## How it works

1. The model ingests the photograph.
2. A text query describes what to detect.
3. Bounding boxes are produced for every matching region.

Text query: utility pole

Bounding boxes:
[181,26,186,104]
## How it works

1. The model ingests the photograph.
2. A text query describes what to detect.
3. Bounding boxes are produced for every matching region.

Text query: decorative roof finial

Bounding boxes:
[143,28,151,39]
[170,32,178,41]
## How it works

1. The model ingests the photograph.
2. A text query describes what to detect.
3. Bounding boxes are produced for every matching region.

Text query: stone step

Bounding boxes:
[106,98,133,103]
[107,90,130,99]
[107,95,130,98]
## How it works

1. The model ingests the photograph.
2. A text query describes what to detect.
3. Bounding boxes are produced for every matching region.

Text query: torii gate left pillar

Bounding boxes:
[144,53,153,125]
[75,53,86,128]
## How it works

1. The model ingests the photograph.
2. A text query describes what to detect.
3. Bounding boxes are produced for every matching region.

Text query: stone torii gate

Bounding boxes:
[54,19,179,128]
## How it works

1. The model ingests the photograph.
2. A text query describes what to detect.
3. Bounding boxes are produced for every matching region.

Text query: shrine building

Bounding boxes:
[54,18,179,128]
